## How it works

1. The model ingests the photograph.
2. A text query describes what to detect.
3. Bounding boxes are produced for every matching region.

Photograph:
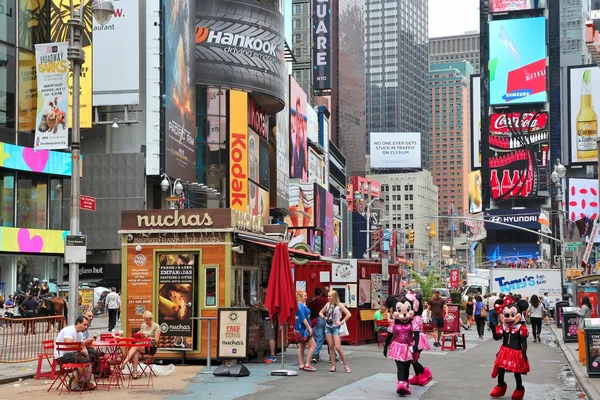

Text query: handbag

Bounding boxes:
[339,321,350,337]
[481,306,488,318]
[294,331,310,343]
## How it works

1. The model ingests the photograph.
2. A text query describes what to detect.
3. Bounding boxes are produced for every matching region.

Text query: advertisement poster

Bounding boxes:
[127,250,153,336]
[449,269,460,289]
[79,288,94,312]
[567,178,600,243]
[468,171,482,213]
[163,0,196,183]
[323,192,334,257]
[587,332,600,374]
[370,273,382,309]
[271,74,290,209]
[332,260,357,283]
[49,0,92,128]
[157,253,195,350]
[569,66,600,164]
[217,308,249,359]
[345,284,357,308]
[578,287,599,319]
[308,148,325,186]
[488,17,547,105]
[471,75,481,169]
[306,105,319,144]
[369,132,422,169]
[229,91,248,212]
[488,112,549,200]
[491,0,546,13]
[333,218,341,257]
[358,279,370,307]
[290,76,308,181]
[18,50,37,132]
[248,131,259,183]
[93,0,139,105]
[284,182,314,229]
[443,304,460,333]
[34,42,69,150]
[259,139,270,190]
[564,313,580,342]
[312,0,332,91]
[249,181,269,223]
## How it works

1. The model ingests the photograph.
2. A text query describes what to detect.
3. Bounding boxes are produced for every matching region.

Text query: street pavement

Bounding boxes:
[0,321,589,399]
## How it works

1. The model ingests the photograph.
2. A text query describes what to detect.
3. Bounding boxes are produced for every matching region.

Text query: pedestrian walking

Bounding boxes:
[308,287,328,363]
[528,295,544,342]
[296,290,317,371]
[105,287,120,332]
[319,290,351,373]
[474,295,486,339]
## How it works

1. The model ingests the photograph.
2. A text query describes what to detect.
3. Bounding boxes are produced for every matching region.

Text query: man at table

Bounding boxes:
[54,316,95,391]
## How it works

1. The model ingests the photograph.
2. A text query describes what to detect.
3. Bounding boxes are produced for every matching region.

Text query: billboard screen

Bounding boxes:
[485,243,540,266]
[284,182,315,228]
[270,76,290,209]
[195,0,285,113]
[567,178,600,242]
[569,66,600,164]
[306,105,319,144]
[290,76,308,181]
[471,75,481,169]
[488,112,549,200]
[308,148,325,187]
[229,90,248,212]
[324,192,334,257]
[164,0,196,182]
[93,0,139,105]
[369,132,421,169]
[468,171,482,214]
[488,17,547,106]
[491,0,547,13]
[312,0,332,91]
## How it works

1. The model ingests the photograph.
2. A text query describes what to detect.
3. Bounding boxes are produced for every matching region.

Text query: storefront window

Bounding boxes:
[49,178,62,230]
[17,50,36,134]
[0,44,17,130]
[0,0,16,45]
[0,170,15,226]
[16,255,45,294]
[17,172,47,229]
[204,266,217,307]
[18,0,48,51]
[231,266,258,308]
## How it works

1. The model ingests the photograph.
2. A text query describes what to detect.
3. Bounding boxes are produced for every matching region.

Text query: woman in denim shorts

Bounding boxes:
[319,290,351,373]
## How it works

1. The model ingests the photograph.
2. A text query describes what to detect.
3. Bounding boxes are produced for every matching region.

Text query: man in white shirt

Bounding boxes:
[105,287,121,332]
[542,292,550,325]
[54,316,93,391]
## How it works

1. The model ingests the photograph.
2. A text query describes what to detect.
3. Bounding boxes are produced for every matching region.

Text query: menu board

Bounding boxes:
[443,304,461,333]
[127,250,154,336]
[217,308,249,359]
[587,332,600,375]
[157,253,196,350]
[563,312,580,343]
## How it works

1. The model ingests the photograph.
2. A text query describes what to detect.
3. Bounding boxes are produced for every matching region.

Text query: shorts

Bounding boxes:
[325,325,341,336]
[431,318,444,328]
[264,318,275,341]
[145,346,157,355]
[58,352,90,364]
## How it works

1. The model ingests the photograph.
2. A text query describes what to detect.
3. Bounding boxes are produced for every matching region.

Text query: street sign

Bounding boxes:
[80,195,96,211]
[566,242,582,252]
[65,235,87,264]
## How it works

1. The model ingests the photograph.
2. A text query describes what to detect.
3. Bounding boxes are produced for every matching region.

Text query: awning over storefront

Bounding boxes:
[236,236,320,260]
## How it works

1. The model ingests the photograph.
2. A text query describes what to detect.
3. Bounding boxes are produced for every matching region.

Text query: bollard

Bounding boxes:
[579,329,586,365]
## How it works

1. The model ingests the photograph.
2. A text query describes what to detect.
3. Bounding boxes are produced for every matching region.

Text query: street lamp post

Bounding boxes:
[551,158,567,297]
[160,174,184,209]
[67,0,114,325]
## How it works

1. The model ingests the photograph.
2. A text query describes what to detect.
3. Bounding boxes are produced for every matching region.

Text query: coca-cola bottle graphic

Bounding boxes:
[520,170,528,197]
[501,170,512,196]
[511,170,520,197]
[491,169,500,199]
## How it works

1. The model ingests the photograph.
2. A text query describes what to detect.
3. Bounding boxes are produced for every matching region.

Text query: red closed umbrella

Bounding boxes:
[264,242,298,375]
[265,242,298,325]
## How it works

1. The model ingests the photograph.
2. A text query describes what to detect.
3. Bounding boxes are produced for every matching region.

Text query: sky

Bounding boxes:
[429,0,480,38]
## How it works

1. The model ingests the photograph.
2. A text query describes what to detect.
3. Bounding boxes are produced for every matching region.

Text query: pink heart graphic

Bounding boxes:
[17,228,44,253]
[22,148,49,173]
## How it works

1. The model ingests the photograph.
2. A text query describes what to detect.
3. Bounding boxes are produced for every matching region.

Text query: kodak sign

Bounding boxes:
[229,91,249,211]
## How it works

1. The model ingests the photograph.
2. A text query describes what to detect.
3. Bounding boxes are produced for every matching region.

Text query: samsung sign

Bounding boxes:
[485,209,540,231]
[312,0,332,91]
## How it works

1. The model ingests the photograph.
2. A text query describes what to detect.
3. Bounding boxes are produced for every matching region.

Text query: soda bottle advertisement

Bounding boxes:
[569,66,600,163]
[488,17,547,105]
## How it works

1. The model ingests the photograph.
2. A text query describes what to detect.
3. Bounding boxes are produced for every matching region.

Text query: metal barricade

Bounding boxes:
[0,316,66,362]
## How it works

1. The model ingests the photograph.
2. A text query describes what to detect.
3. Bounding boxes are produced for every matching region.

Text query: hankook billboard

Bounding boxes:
[195,0,285,114]
[312,0,332,91]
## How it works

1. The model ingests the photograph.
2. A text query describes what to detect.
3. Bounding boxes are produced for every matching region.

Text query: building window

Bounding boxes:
[0,170,15,227]
[294,4,301,14]
[0,44,17,131]
[49,178,63,230]
[17,172,48,229]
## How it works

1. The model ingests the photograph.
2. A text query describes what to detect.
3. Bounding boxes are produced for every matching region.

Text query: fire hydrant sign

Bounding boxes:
[64,235,87,263]
[217,308,249,359]
[80,195,96,211]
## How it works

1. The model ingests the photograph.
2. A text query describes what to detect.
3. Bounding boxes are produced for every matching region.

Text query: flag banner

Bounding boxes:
[34,42,69,150]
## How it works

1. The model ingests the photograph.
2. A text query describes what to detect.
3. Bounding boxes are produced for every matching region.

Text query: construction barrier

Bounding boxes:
[0,316,66,363]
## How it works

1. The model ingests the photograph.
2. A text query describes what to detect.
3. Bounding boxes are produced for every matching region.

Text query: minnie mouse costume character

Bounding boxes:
[406,291,433,386]
[491,297,530,400]
[383,294,421,396]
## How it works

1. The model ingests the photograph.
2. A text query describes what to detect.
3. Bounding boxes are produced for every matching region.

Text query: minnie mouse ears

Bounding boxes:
[494,296,529,313]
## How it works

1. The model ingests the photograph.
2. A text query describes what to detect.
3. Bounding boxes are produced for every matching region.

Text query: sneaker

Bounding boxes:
[311,357,319,363]
[264,357,274,363]
[303,365,316,372]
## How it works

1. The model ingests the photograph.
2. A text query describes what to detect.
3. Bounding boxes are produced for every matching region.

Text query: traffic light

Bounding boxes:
[408,230,415,244]
[408,261,413,269]
[429,222,437,238]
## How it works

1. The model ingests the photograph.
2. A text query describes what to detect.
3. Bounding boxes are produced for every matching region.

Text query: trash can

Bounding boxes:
[562,307,581,343]
[584,318,600,377]
[556,301,570,329]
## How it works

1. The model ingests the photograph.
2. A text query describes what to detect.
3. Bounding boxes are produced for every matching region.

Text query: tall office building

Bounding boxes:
[365,0,429,170]
[429,32,481,74]
[561,0,592,65]
[429,61,473,241]
[291,0,312,98]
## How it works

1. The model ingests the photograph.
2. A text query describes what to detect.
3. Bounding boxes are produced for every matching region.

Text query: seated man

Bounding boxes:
[54,316,95,391]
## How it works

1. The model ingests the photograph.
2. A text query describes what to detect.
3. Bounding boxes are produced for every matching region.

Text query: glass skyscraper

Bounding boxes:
[365,0,429,170]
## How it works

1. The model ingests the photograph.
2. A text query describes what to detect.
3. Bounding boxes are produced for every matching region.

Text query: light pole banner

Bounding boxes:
[34,42,70,150]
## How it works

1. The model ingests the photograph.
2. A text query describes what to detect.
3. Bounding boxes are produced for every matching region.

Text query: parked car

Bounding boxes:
[433,288,452,303]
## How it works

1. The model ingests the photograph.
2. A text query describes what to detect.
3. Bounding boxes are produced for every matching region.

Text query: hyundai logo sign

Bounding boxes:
[485,209,540,231]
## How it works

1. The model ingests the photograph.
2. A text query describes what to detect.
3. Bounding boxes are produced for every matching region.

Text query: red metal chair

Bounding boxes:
[375,320,389,349]
[287,326,299,348]
[36,339,56,380]
[48,342,91,394]
[120,337,154,388]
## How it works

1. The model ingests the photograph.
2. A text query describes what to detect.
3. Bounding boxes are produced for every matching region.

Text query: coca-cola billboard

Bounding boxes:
[487,112,550,201]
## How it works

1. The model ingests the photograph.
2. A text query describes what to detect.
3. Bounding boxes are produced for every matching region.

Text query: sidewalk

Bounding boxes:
[552,323,600,400]
[0,315,121,384]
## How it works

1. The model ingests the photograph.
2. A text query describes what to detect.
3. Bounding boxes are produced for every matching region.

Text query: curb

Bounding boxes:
[0,373,35,385]
[550,325,600,400]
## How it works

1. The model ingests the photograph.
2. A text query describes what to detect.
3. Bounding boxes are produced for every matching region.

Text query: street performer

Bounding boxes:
[490,296,530,400]
[407,291,433,387]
